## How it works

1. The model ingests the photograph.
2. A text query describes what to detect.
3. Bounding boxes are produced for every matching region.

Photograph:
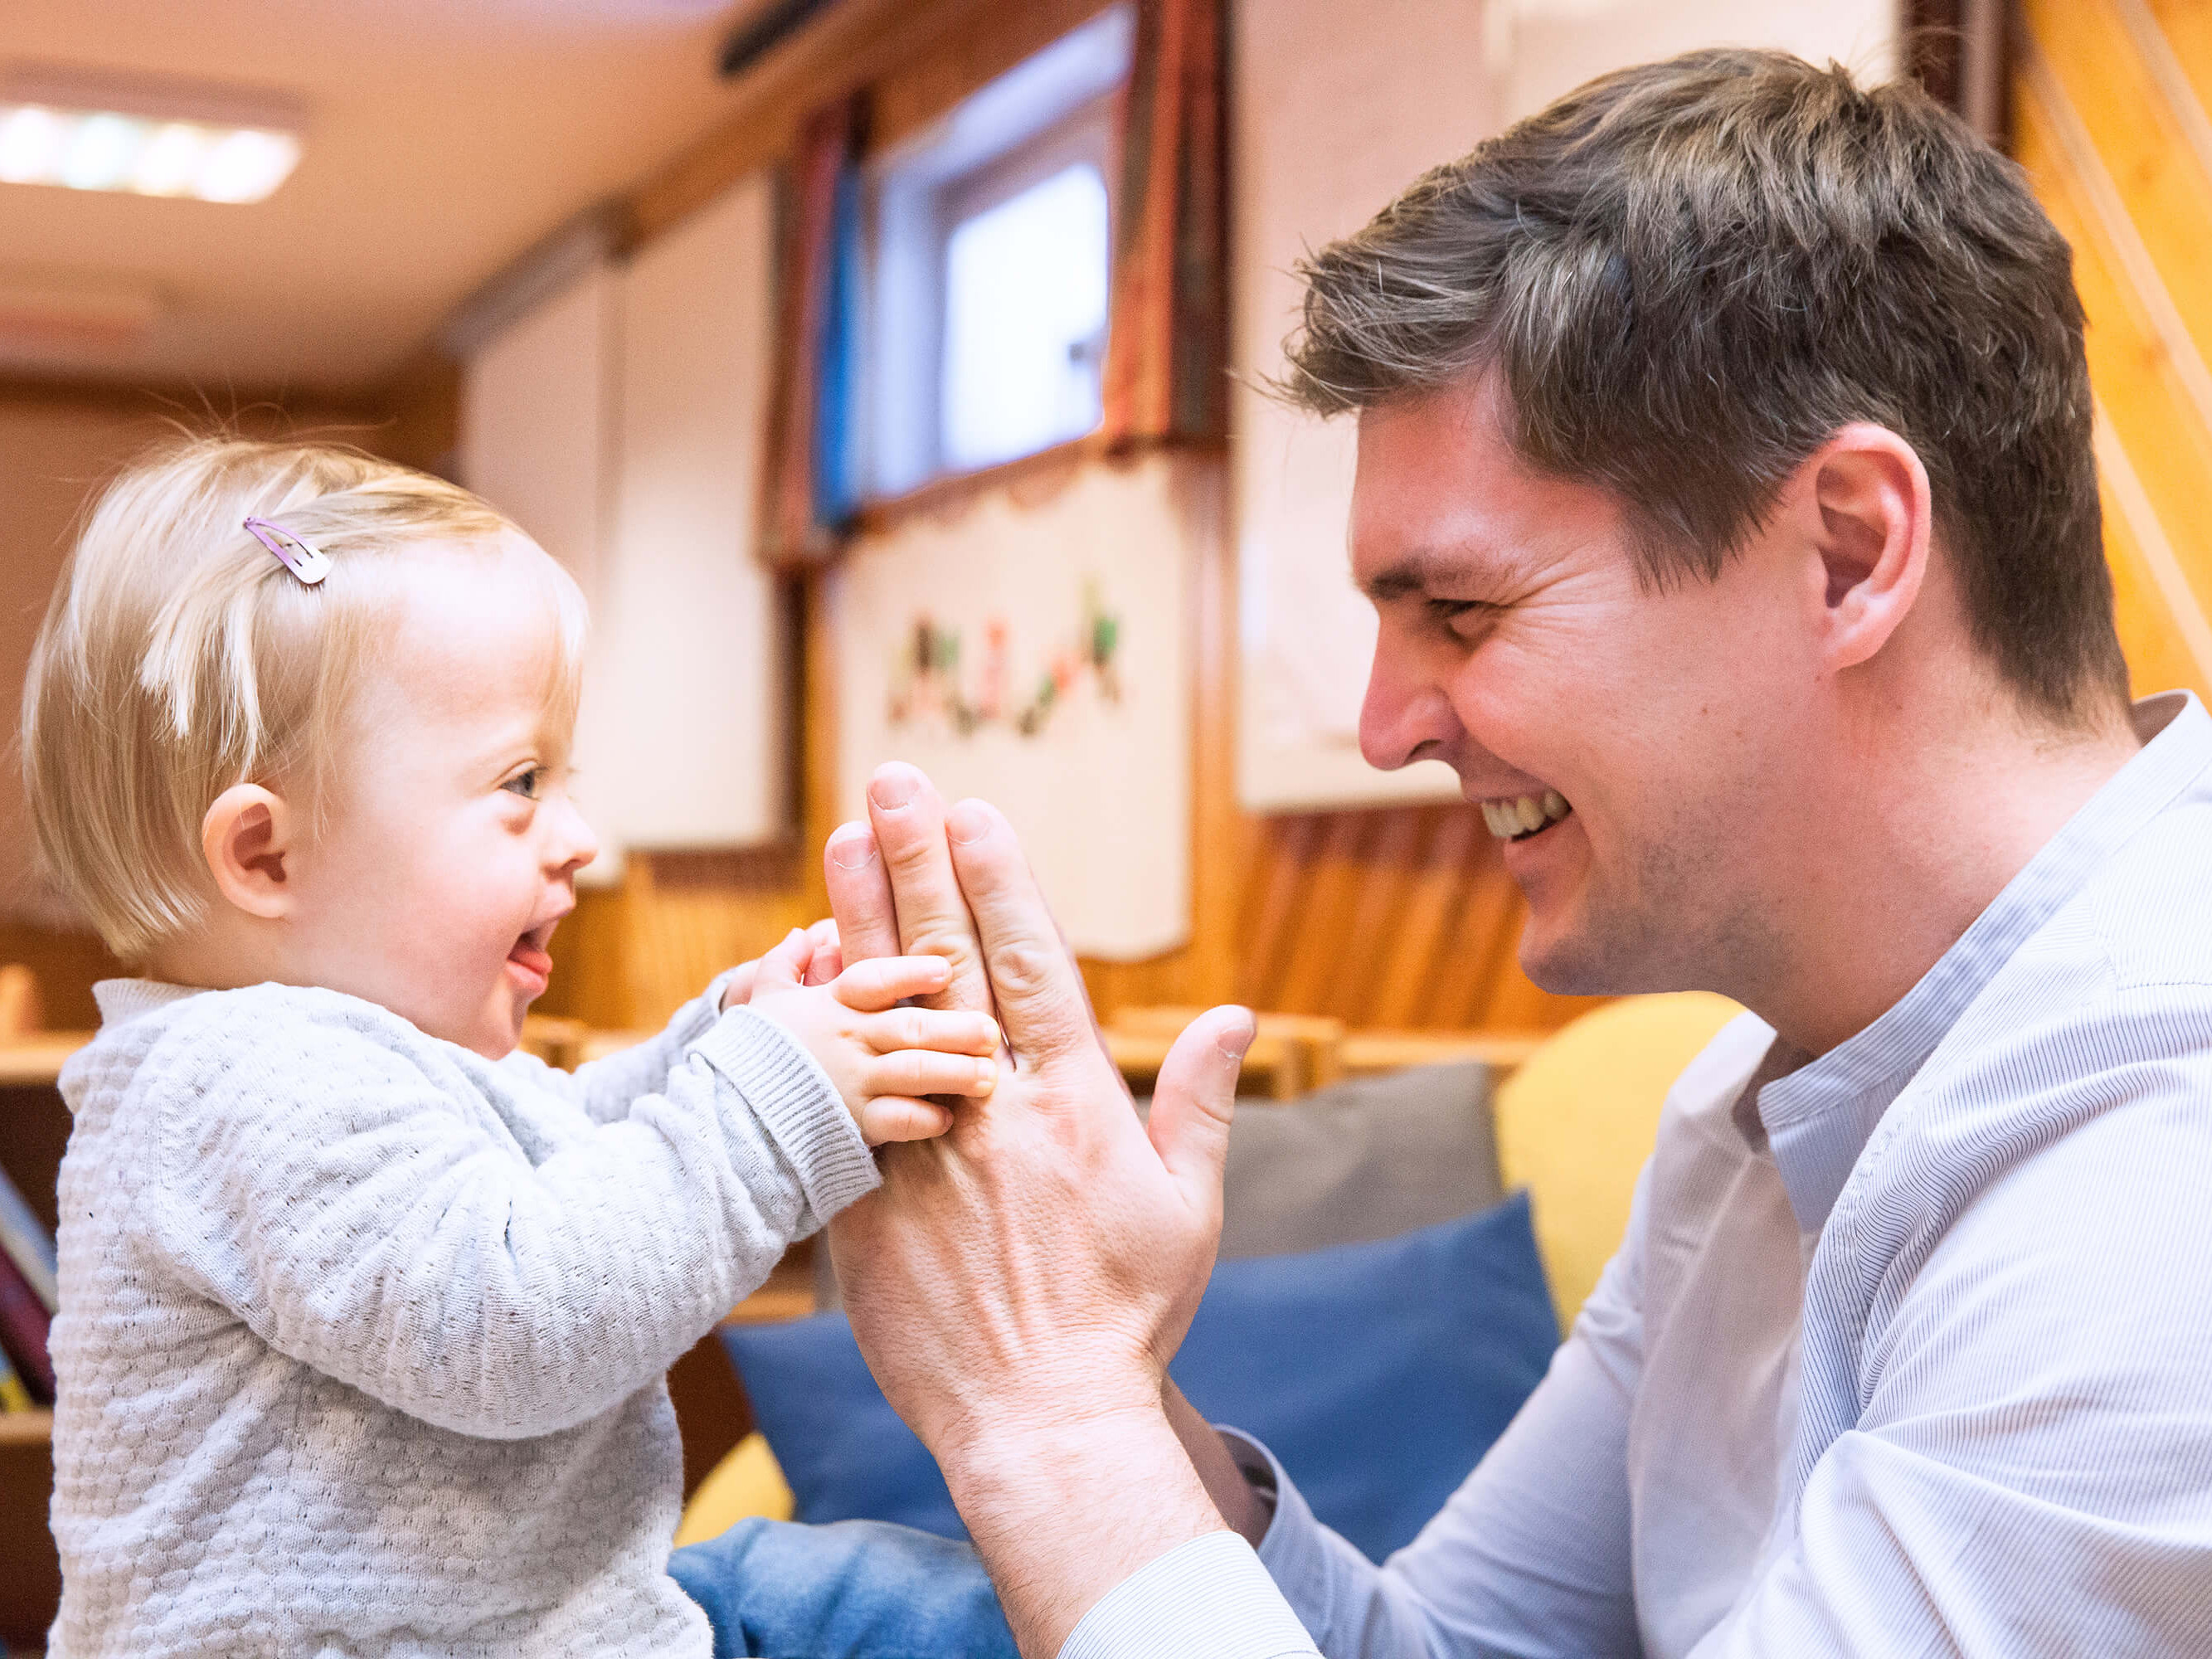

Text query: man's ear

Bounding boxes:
[200,785,296,921]
[1795,423,1932,674]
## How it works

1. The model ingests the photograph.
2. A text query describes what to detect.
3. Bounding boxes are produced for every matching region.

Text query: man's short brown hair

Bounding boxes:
[1284,48,2129,724]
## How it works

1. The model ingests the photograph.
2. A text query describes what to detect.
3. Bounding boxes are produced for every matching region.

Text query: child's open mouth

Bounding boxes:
[507,920,557,992]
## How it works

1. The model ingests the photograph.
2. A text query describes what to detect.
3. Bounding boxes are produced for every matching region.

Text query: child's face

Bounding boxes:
[284,538,597,1058]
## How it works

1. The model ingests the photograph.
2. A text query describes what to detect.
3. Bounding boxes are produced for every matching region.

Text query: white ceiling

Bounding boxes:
[0,0,774,392]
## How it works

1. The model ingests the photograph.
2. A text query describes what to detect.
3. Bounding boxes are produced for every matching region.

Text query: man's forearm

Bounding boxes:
[943,1406,1230,1658]
[1164,1379,1269,1545]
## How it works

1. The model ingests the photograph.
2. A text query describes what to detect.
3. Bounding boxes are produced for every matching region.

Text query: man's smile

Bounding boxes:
[1479,790,1572,842]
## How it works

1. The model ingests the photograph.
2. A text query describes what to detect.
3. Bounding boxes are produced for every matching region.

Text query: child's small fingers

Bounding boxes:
[858,1097,955,1144]
[868,1050,999,1100]
[835,954,954,1011]
[803,919,843,985]
[863,1007,1000,1057]
[753,928,813,994]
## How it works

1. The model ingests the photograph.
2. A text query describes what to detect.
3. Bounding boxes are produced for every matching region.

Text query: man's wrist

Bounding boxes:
[939,1400,1227,1657]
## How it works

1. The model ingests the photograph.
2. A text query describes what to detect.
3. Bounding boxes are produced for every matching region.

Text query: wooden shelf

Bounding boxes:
[0,1035,89,1087]
[0,1410,51,1447]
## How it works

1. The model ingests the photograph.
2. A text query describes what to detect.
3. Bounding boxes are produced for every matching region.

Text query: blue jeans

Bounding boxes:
[669,1518,1018,1658]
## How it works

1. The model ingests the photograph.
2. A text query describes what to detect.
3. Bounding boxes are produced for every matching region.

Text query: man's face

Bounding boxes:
[1353,374,1812,997]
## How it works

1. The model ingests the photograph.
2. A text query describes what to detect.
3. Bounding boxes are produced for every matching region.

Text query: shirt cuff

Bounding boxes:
[688,1006,879,1223]
[1218,1428,1337,1627]
[1057,1531,1320,1659]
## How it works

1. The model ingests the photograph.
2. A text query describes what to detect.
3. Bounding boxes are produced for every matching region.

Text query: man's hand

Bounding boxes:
[824,763,1257,1654]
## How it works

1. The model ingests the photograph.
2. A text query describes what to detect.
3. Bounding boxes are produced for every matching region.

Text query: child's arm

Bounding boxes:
[511,924,846,1126]
[134,970,993,1442]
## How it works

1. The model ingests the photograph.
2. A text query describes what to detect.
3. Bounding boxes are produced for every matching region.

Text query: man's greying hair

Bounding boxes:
[1284,48,2129,724]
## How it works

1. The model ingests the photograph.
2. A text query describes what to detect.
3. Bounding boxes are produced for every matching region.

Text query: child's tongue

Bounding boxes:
[509,940,552,977]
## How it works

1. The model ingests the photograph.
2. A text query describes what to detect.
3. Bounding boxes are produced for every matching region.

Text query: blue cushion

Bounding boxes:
[722,1190,1558,1560]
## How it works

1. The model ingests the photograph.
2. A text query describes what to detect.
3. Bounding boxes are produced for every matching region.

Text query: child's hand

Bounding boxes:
[745,927,999,1146]
[720,919,842,1010]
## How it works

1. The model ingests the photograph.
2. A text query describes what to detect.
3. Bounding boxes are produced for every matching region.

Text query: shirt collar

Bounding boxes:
[1755,690,2212,1234]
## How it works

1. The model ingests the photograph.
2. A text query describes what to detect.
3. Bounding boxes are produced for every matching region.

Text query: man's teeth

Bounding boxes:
[1480,790,1571,840]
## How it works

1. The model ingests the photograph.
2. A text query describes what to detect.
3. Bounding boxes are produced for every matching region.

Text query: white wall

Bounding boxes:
[1500,0,1896,121]
[601,174,787,851]
[460,173,786,869]
[1232,0,1496,811]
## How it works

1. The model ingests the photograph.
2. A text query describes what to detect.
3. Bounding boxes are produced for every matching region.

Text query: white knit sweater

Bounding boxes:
[46,976,879,1657]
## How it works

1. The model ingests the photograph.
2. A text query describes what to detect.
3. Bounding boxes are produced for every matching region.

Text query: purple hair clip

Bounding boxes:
[243,516,331,586]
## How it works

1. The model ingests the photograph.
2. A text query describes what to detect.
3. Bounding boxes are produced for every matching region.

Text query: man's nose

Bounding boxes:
[1359,641,1461,771]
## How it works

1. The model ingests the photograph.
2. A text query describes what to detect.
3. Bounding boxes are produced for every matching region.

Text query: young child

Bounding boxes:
[22,439,1008,1657]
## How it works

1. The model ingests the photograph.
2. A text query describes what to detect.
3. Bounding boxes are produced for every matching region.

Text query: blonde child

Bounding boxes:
[22,440,1013,1657]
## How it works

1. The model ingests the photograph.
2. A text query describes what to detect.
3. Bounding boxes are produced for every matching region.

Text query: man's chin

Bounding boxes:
[1516,910,1663,999]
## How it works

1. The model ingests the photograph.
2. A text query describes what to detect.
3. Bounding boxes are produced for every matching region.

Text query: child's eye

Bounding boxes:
[503,767,542,800]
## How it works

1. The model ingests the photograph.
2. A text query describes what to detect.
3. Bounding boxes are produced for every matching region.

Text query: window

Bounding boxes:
[863,6,1132,498]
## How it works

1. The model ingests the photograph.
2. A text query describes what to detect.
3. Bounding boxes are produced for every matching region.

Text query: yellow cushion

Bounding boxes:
[1494,992,1743,1330]
[673,1432,795,1547]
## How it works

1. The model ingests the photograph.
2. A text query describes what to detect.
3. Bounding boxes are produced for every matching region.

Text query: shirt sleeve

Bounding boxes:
[1689,1042,2212,1657]
[1233,1165,1654,1659]
[140,996,876,1441]
[1058,1532,1320,1659]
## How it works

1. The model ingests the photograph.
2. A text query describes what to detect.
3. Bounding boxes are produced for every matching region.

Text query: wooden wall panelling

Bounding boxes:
[1364,809,1480,1029]
[1323,809,1427,1029]
[2020,0,2212,704]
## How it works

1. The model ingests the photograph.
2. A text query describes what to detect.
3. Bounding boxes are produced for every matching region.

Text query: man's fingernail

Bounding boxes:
[829,830,877,870]
[870,766,919,810]
[947,800,990,844]
[975,1060,996,1093]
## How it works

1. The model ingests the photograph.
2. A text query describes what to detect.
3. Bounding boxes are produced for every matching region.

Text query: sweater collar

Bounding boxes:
[93,978,207,1029]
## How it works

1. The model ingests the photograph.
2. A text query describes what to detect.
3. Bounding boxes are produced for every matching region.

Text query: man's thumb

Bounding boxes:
[1148,1005,1256,1216]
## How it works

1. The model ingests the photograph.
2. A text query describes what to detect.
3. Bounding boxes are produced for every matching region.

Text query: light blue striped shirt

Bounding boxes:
[1065,690,2212,1659]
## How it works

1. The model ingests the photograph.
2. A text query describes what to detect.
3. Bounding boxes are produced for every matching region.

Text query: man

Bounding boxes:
[820,48,2212,1659]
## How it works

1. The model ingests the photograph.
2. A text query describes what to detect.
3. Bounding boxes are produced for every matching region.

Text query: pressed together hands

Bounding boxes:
[723,761,1268,1655]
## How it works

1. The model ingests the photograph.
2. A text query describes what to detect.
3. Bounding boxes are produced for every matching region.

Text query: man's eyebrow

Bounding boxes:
[1359,549,1495,603]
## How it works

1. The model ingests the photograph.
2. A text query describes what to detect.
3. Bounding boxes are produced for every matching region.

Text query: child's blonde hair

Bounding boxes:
[22,436,587,961]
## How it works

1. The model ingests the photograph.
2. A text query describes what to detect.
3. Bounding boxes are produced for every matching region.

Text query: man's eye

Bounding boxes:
[503,768,542,800]
[1427,598,1495,635]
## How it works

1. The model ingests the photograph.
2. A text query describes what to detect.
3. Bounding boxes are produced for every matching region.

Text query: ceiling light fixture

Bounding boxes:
[0,66,304,204]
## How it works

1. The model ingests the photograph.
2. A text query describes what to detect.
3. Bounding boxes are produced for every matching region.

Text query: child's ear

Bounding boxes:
[201,785,296,921]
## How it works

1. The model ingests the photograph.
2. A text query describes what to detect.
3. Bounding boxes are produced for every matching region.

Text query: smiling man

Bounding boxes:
[814,46,2212,1659]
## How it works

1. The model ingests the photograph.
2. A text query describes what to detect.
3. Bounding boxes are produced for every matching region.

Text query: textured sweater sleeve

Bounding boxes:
[139,995,877,1440]
[501,970,740,1124]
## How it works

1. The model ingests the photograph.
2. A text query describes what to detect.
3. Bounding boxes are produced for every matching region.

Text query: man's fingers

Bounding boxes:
[1147,1005,1255,1224]
[866,764,992,1015]
[826,823,901,966]
[855,1097,955,1146]
[944,797,1094,1063]
[835,955,953,1012]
